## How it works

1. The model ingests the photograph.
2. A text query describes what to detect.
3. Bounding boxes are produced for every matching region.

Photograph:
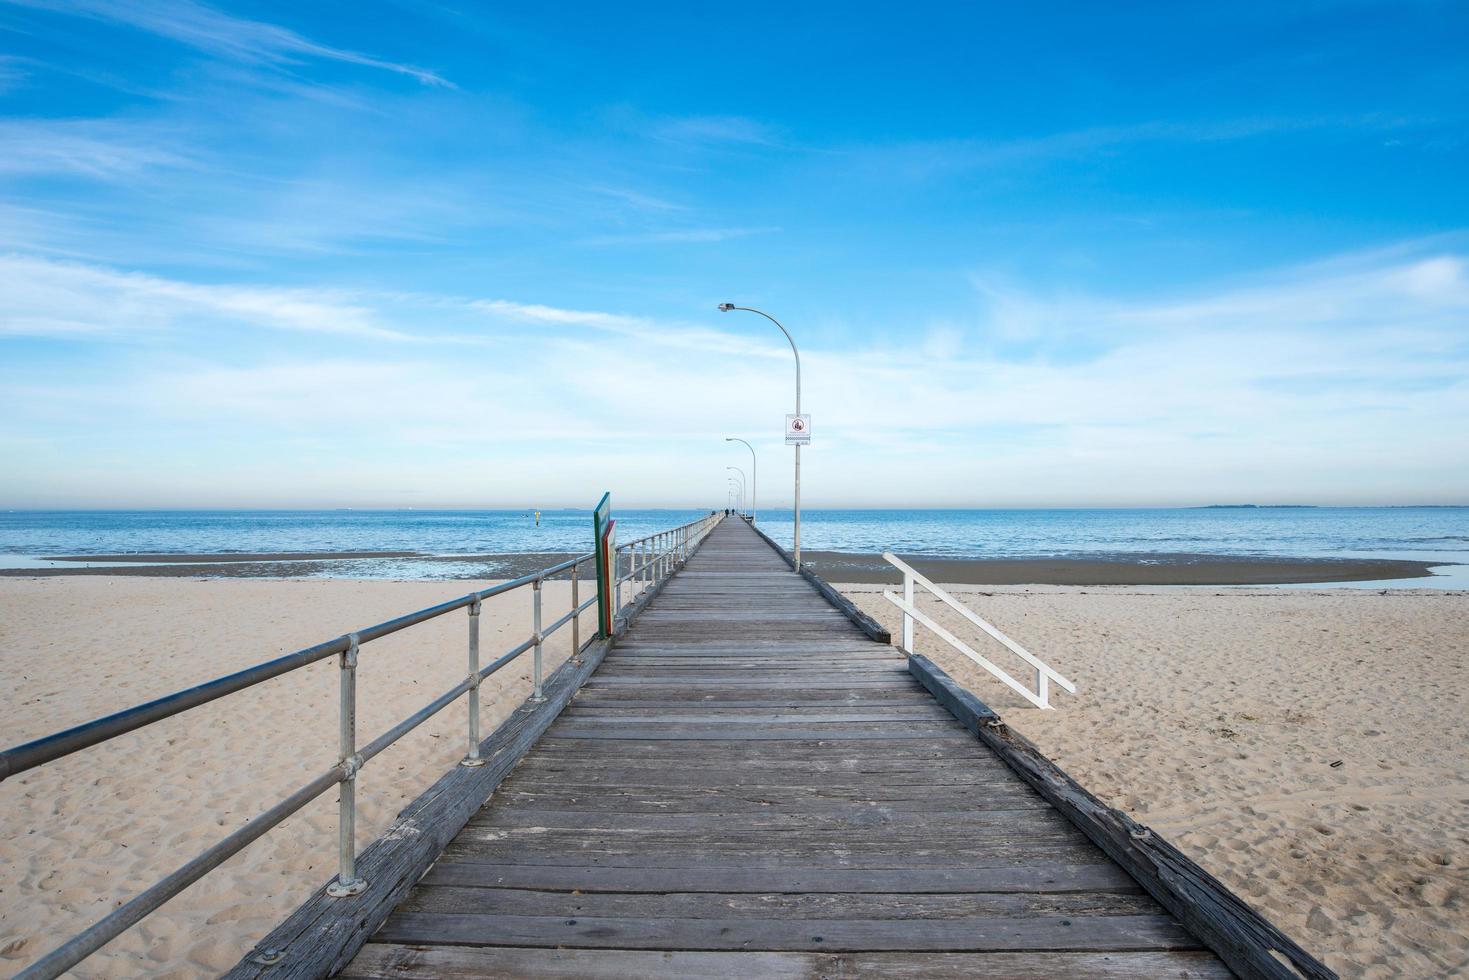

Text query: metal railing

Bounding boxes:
[612,515,721,620]
[0,512,720,980]
[882,552,1076,710]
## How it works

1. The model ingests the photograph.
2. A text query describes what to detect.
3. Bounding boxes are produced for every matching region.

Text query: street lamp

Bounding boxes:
[718,304,803,566]
[725,437,757,522]
[727,479,743,514]
[727,466,746,518]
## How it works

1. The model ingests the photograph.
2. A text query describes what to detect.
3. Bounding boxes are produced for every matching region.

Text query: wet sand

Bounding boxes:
[2,550,1443,585]
[43,551,421,563]
[0,552,590,580]
[805,550,1441,586]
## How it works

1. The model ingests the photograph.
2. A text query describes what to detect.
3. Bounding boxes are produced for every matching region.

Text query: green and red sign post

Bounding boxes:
[592,492,616,637]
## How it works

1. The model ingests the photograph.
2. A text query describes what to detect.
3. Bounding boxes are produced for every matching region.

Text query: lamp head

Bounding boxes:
[717,303,735,312]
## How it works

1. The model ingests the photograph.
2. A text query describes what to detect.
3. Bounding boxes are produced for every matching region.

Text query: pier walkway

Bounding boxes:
[338,519,1232,978]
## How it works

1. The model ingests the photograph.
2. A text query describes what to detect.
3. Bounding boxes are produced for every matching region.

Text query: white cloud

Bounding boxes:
[580,226,781,246]
[6,0,452,87]
[0,254,408,339]
[649,115,778,147]
[1,243,1466,507]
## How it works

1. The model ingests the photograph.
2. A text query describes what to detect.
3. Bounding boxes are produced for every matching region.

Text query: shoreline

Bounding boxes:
[804,550,1444,586]
[2,549,1448,586]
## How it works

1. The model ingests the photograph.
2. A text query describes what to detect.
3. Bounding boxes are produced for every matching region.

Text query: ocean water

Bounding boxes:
[1,507,1465,582]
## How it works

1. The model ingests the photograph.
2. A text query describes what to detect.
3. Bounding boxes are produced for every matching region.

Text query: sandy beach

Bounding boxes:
[841,583,1469,979]
[0,576,600,979]
[2,575,1466,978]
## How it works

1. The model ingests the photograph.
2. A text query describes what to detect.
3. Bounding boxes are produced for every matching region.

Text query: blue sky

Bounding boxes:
[1,0,1466,508]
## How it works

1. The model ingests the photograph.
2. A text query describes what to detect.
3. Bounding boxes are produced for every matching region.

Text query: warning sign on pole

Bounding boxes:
[785,414,811,446]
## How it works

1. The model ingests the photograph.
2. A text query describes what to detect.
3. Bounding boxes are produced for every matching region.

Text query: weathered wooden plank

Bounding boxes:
[560,709,951,724]
[487,793,1054,816]
[437,839,1107,867]
[374,911,1200,952]
[543,723,967,741]
[418,861,1144,894]
[910,652,1335,980]
[583,676,907,688]
[509,750,1007,771]
[466,807,1080,835]
[342,945,1232,980]
[497,779,1024,799]
[397,886,1163,918]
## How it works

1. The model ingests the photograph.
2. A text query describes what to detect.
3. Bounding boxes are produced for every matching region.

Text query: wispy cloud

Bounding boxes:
[0,254,409,339]
[0,118,193,179]
[6,0,453,87]
[581,186,688,213]
[579,226,780,247]
[0,55,27,94]
[647,114,779,148]
[847,113,1450,182]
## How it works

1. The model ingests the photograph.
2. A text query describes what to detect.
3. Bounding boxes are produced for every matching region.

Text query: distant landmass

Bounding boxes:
[1198,504,1318,509]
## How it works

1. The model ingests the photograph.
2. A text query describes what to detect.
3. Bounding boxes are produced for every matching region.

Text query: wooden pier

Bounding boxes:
[301,517,1323,979]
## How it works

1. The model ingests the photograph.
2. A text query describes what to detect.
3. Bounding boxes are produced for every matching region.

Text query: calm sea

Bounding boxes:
[1,508,1465,582]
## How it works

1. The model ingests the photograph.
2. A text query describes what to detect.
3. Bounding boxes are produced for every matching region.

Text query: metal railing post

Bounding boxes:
[615,547,623,613]
[530,578,546,702]
[461,600,486,767]
[326,633,366,897]
[902,570,914,654]
[571,560,582,665]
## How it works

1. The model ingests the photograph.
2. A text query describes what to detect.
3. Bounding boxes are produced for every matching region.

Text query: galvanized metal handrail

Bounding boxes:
[610,515,721,614]
[2,512,720,980]
[882,552,1076,710]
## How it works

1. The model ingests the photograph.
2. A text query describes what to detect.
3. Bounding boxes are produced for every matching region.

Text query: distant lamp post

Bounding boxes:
[718,304,803,566]
[727,466,747,518]
[725,437,757,522]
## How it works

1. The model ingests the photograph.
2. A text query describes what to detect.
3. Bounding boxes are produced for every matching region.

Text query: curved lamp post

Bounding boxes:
[725,437,757,522]
[718,304,802,566]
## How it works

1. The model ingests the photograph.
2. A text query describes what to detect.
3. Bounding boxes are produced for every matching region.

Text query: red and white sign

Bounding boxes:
[785,413,811,446]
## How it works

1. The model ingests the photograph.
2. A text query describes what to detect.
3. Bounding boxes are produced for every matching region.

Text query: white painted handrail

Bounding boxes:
[881,552,1075,709]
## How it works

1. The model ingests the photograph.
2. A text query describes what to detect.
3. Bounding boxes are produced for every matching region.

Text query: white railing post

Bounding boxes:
[880,552,1075,710]
[326,633,366,897]
[902,569,914,654]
